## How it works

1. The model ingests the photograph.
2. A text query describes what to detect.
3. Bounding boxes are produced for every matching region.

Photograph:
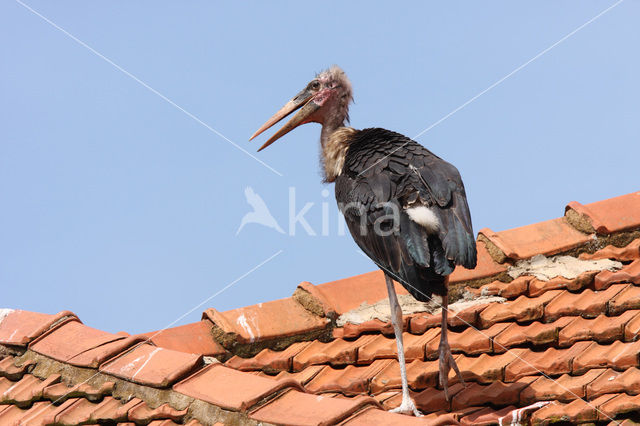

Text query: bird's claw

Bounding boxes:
[389,396,423,417]
[438,341,466,401]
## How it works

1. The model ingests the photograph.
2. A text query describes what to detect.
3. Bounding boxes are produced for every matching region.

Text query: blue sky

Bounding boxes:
[1,1,638,334]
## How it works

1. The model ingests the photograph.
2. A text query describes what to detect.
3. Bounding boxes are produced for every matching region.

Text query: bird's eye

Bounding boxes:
[309,80,321,90]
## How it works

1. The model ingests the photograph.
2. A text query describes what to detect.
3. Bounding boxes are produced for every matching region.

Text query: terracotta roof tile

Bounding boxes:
[408,314,439,335]
[300,270,407,316]
[0,372,59,407]
[594,258,640,290]
[370,358,441,393]
[0,357,35,381]
[567,192,640,234]
[226,340,312,372]
[494,317,574,351]
[452,376,536,411]
[173,363,301,411]
[0,376,13,396]
[586,367,640,399]
[609,420,640,426]
[66,334,145,368]
[409,300,492,335]
[42,380,114,403]
[273,364,326,386]
[609,283,640,315]
[340,406,429,425]
[371,389,399,407]
[128,402,188,423]
[572,340,640,374]
[468,276,530,300]
[99,343,202,387]
[459,405,520,426]
[305,359,392,395]
[598,392,640,420]
[359,328,439,365]
[249,389,379,426]
[455,348,528,383]
[2,192,640,424]
[55,397,105,425]
[91,396,142,422]
[448,302,490,328]
[558,310,639,347]
[0,399,71,425]
[0,309,76,346]
[528,271,596,298]
[68,397,168,425]
[147,420,182,426]
[138,320,226,357]
[449,241,507,283]
[423,411,467,425]
[624,311,640,341]
[29,320,129,366]
[479,217,592,261]
[580,239,640,262]
[479,290,562,328]
[204,296,328,345]
[410,306,482,336]
[504,341,592,382]
[412,382,465,413]
[292,335,378,371]
[520,369,605,405]
[544,284,627,321]
[426,322,508,358]
[335,317,401,339]
[530,395,616,424]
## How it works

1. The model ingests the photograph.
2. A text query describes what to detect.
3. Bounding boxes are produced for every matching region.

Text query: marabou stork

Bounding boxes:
[250,66,477,416]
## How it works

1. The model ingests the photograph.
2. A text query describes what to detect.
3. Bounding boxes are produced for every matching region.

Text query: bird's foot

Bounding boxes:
[439,340,466,401]
[389,396,423,417]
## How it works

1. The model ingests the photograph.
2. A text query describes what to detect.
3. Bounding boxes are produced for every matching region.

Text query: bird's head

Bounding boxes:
[250,65,353,151]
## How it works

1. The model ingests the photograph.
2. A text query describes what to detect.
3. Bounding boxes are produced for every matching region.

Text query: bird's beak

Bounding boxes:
[250,87,320,151]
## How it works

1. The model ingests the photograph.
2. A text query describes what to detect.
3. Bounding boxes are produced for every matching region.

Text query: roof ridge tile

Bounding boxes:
[0,310,78,347]
[99,343,203,388]
[566,192,640,235]
[479,216,593,263]
[138,320,227,358]
[29,320,127,366]
[204,297,330,358]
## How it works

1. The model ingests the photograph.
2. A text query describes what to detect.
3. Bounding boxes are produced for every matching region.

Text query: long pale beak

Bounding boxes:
[250,89,320,151]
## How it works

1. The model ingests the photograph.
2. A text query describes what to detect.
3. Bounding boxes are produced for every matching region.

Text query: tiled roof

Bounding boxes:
[1,191,640,425]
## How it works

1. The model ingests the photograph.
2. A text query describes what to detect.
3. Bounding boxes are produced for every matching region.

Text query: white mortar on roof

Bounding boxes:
[498,400,553,426]
[336,294,505,326]
[508,254,622,281]
[0,308,14,325]
[237,313,259,343]
[131,347,161,381]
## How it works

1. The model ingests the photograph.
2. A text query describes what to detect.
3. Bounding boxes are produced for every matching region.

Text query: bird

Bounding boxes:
[250,66,477,416]
[236,186,285,235]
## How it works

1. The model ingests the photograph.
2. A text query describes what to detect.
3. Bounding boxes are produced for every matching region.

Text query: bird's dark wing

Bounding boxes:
[336,128,477,278]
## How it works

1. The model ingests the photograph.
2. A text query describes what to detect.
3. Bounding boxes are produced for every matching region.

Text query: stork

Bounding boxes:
[250,66,477,416]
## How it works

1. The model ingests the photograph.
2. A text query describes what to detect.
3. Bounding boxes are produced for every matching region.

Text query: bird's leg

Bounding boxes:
[385,274,422,417]
[438,288,465,401]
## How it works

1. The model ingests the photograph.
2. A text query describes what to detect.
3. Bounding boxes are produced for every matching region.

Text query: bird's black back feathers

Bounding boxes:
[335,128,476,300]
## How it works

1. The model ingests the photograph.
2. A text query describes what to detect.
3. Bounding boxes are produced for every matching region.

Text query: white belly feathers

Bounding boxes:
[406,206,441,234]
